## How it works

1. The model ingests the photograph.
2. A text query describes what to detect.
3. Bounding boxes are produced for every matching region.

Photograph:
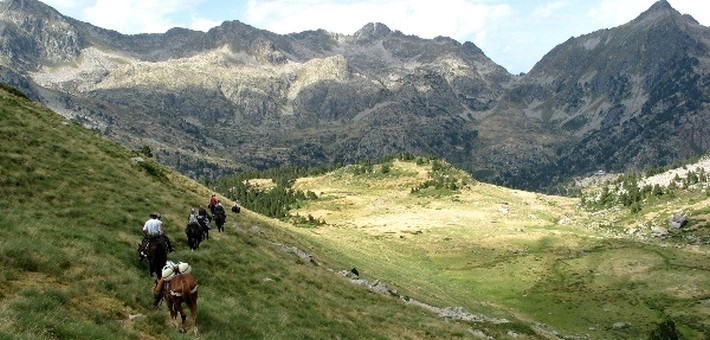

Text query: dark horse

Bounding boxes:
[154,273,199,335]
[197,216,210,240]
[214,214,226,233]
[138,237,168,278]
[185,221,202,251]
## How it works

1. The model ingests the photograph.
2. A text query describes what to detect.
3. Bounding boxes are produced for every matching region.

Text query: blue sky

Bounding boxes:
[38,0,709,74]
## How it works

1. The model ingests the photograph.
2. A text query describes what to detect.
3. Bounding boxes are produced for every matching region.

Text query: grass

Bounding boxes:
[290,159,710,338]
[0,87,540,338]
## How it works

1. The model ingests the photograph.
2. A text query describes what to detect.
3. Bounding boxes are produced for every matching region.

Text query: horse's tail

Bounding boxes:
[151,239,168,278]
[183,276,198,303]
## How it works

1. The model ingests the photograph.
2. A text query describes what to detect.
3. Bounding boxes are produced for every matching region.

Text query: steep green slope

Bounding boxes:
[0,87,509,339]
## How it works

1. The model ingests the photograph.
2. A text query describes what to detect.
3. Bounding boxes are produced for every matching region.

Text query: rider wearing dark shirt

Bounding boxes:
[214,201,226,216]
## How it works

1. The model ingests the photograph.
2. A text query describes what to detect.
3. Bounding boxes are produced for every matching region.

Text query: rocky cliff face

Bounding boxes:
[0,0,707,192]
[490,0,710,190]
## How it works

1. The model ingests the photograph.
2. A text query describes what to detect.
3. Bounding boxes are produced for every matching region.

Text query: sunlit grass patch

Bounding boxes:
[286,157,710,337]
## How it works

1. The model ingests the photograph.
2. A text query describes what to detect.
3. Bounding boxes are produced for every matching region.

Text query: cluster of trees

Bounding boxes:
[341,153,423,176]
[410,159,473,196]
[206,153,449,224]
[581,166,709,212]
[206,164,326,224]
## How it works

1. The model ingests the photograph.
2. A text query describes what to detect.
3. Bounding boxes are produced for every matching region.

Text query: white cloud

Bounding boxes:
[670,0,710,26]
[587,0,709,31]
[189,18,224,32]
[79,0,205,34]
[85,0,164,33]
[587,0,655,27]
[532,1,570,19]
[244,0,510,43]
[42,0,94,17]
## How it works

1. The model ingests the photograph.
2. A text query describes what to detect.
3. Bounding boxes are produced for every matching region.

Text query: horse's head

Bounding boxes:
[137,243,146,262]
[153,279,165,308]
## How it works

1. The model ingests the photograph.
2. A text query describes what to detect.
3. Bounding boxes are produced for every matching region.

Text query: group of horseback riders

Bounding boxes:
[139,194,240,333]
[188,206,213,236]
[139,194,232,256]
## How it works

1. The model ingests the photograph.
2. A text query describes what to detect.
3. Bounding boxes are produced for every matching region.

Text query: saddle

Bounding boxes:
[196,216,210,229]
[141,235,168,254]
[162,261,192,281]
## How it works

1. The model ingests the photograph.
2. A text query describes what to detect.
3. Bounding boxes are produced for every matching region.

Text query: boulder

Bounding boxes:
[652,227,668,238]
[668,213,687,229]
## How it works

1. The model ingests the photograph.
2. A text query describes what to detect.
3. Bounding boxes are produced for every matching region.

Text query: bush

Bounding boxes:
[648,319,680,340]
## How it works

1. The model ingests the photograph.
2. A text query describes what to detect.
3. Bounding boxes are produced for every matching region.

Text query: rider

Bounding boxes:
[214,200,226,217]
[142,212,175,253]
[197,206,211,229]
[188,208,198,225]
[208,194,217,215]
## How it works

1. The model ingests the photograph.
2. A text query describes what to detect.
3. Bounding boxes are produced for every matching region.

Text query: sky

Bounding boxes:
[36,0,710,74]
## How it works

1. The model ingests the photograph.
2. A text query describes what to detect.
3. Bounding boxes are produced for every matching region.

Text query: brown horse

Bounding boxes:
[154,273,198,334]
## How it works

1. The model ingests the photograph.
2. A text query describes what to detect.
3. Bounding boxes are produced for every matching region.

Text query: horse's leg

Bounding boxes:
[190,293,198,335]
[148,257,154,276]
[177,303,187,332]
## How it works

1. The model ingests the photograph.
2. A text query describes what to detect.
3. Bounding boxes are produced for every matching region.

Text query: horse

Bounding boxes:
[185,221,202,251]
[154,273,198,335]
[141,237,168,278]
[214,214,226,233]
[197,216,210,240]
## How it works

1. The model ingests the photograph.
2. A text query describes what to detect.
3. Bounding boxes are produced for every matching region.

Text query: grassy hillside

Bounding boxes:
[0,87,520,339]
[287,158,710,338]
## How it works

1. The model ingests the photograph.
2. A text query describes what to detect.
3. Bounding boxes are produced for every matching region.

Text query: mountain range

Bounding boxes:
[0,0,708,192]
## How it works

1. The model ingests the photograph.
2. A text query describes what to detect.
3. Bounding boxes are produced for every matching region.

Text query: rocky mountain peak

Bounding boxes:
[1,0,53,14]
[1,0,69,27]
[629,0,683,27]
[353,22,392,42]
[650,0,672,11]
[0,0,84,69]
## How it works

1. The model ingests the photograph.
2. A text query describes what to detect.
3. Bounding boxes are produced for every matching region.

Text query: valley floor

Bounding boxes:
[287,160,710,338]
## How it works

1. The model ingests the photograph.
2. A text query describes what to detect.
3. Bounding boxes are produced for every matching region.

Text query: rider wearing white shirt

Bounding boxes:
[141,213,175,252]
[143,214,164,236]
